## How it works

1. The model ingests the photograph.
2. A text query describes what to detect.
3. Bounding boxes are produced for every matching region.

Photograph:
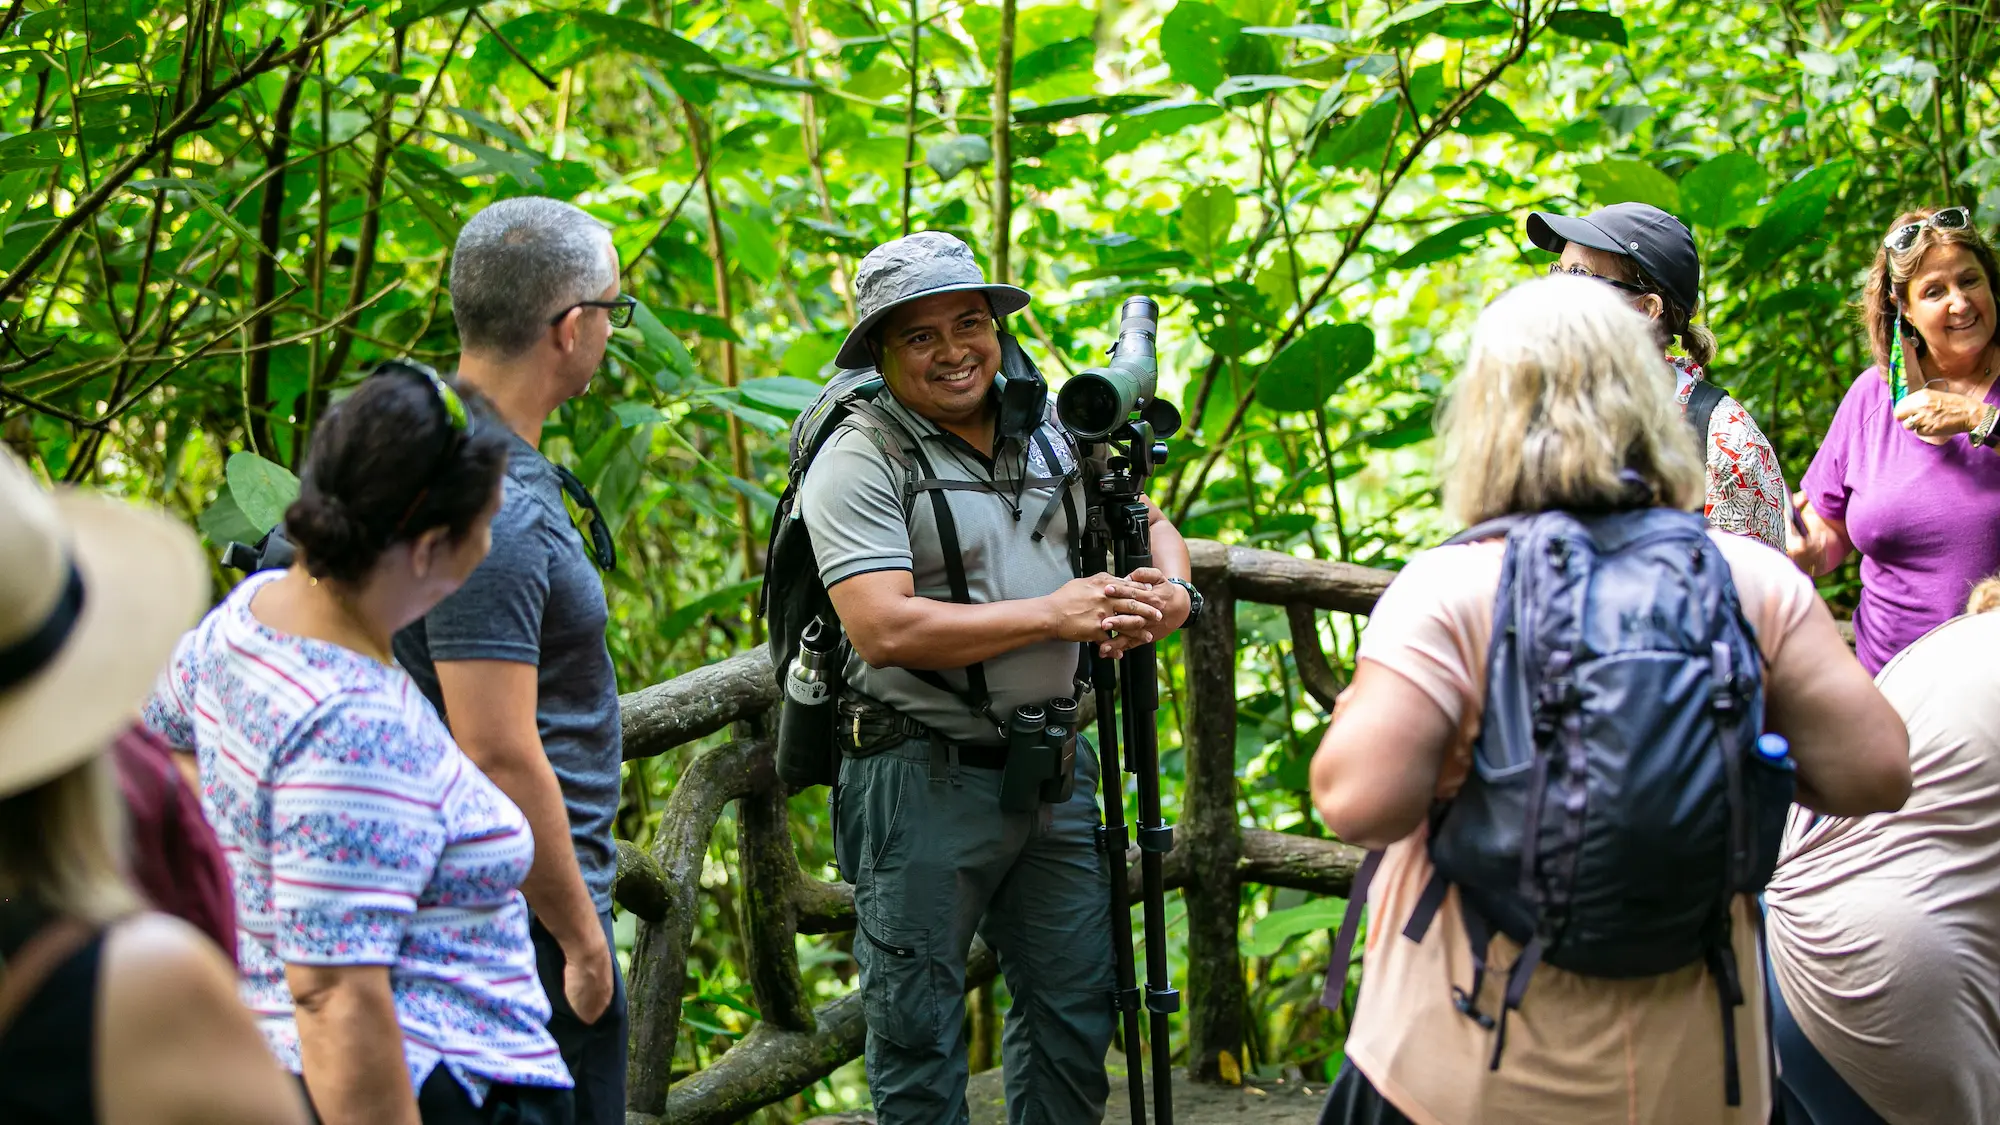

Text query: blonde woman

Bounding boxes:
[1309,275,1909,1125]
[0,451,306,1125]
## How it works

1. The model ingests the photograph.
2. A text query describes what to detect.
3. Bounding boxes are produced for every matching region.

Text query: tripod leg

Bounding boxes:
[1123,641,1179,1125]
[1094,649,1148,1125]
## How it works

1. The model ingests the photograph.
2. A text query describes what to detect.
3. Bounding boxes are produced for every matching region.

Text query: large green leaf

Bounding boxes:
[1310,97,1402,170]
[1215,74,1310,104]
[925,134,993,182]
[739,376,826,414]
[1255,323,1375,412]
[1679,152,1769,231]
[659,578,765,639]
[1159,1,1241,95]
[1013,37,1095,89]
[197,489,264,548]
[226,452,301,536]
[1242,897,1347,958]
[1390,214,1512,269]
[1575,158,1682,214]
[1374,0,1512,47]
[1745,160,1851,260]
[1451,93,1526,136]
[1547,9,1629,46]
[1011,95,1160,123]
[1096,102,1225,160]
[1177,184,1238,272]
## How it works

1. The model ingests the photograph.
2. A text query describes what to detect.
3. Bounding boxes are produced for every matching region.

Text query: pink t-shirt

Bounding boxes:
[1801,366,2000,673]
[1343,530,1823,1125]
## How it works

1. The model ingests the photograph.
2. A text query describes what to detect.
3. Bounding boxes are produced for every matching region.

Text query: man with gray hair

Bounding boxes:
[799,231,1199,1123]
[394,195,635,1125]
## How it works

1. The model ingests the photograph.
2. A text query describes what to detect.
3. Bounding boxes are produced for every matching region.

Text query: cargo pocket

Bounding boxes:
[856,913,938,1049]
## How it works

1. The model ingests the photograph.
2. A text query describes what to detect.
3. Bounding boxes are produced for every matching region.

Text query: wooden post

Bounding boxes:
[738,774,815,1033]
[625,737,771,1115]
[989,0,1016,284]
[1180,559,1246,1082]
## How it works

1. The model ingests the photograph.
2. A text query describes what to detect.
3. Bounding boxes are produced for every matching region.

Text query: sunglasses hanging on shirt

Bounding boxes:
[553,464,618,573]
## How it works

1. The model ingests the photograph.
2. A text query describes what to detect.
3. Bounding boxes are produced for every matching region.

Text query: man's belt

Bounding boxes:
[835,695,1009,769]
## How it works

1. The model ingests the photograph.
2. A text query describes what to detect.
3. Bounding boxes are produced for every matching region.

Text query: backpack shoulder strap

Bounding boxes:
[836,400,922,515]
[1685,378,1727,455]
[1444,512,1530,546]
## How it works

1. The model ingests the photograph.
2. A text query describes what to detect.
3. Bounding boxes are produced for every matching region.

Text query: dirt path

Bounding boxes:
[804,1051,1328,1125]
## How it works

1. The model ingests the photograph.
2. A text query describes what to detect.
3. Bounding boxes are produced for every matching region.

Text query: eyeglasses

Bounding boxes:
[553,464,618,573]
[1548,263,1649,294]
[1884,207,1972,252]
[550,295,638,329]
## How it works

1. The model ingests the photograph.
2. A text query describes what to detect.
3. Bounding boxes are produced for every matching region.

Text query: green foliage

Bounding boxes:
[10,0,2000,1110]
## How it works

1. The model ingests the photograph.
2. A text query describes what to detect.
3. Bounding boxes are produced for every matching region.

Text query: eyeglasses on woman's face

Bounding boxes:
[1884,207,1972,253]
[549,295,638,330]
[1547,263,1649,295]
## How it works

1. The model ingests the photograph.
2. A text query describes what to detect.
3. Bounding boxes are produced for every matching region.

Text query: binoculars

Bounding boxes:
[999,698,1079,813]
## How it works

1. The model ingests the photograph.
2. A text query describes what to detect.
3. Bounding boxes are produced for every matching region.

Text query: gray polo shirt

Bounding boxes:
[394,431,623,914]
[800,385,1084,743]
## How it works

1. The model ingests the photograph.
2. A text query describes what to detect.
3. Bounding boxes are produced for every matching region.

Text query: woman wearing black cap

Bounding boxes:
[1526,203,1791,550]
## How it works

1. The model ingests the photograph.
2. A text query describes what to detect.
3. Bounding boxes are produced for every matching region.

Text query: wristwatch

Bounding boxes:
[1165,577,1205,631]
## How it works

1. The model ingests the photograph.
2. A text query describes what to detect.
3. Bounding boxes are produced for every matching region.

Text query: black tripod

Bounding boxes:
[1082,424,1177,1125]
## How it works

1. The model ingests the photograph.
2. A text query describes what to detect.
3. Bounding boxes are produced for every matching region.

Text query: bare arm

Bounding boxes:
[1309,661,1458,849]
[434,660,612,1023]
[286,964,419,1125]
[1763,596,1911,815]
[98,914,311,1125]
[828,569,1165,670]
[1786,492,1853,577]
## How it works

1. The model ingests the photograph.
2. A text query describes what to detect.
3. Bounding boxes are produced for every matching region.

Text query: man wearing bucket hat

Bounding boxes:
[797,231,1197,1123]
[1527,202,1791,550]
[0,450,307,1124]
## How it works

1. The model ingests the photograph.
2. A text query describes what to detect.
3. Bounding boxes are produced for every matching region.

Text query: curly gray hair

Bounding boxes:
[449,197,616,357]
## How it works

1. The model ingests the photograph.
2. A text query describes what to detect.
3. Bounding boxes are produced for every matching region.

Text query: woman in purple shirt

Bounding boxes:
[1791,207,2000,673]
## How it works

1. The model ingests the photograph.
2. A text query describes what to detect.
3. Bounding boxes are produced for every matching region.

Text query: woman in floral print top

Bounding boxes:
[1528,204,1790,549]
[146,368,573,1125]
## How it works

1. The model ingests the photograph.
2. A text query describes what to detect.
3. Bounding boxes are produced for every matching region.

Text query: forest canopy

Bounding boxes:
[3,0,1994,1114]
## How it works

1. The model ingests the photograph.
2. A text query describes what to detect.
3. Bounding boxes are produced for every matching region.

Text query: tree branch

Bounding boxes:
[0,9,364,313]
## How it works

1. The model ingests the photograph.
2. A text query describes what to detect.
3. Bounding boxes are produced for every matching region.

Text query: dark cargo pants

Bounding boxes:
[835,735,1115,1125]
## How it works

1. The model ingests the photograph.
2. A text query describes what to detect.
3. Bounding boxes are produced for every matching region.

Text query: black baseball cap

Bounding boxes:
[1526,203,1701,314]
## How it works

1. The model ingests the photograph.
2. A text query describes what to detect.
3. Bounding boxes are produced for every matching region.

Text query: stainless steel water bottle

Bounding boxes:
[776,617,839,789]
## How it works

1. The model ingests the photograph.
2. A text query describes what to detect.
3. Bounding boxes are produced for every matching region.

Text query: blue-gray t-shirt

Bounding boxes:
[394,432,622,914]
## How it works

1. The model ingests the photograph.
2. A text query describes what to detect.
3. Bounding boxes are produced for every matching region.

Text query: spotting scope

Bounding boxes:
[1058,296,1172,442]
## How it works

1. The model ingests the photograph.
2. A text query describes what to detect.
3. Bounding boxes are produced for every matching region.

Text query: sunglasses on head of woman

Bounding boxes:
[1547,262,1649,295]
[1884,207,1972,253]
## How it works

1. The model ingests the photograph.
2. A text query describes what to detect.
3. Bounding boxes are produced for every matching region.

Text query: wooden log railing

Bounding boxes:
[613,540,1392,1123]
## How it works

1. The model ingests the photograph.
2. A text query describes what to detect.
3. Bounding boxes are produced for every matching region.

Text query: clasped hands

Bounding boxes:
[1893,387,1988,445]
[1048,567,1192,659]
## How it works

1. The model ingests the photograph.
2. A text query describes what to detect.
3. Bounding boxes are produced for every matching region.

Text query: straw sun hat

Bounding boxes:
[0,449,206,798]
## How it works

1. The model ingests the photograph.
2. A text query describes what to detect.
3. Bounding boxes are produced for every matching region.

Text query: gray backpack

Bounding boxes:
[1327,507,1793,1107]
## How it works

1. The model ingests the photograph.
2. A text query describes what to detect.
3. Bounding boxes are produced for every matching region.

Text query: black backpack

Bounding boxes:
[760,367,914,689]
[1326,507,1793,1107]
[759,365,1085,739]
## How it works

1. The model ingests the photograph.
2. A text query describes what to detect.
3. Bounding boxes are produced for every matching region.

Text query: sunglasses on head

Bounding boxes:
[553,464,618,573]
[1884,207,1972,253]
[1547,262,1649,295]
[381,360,475,535]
